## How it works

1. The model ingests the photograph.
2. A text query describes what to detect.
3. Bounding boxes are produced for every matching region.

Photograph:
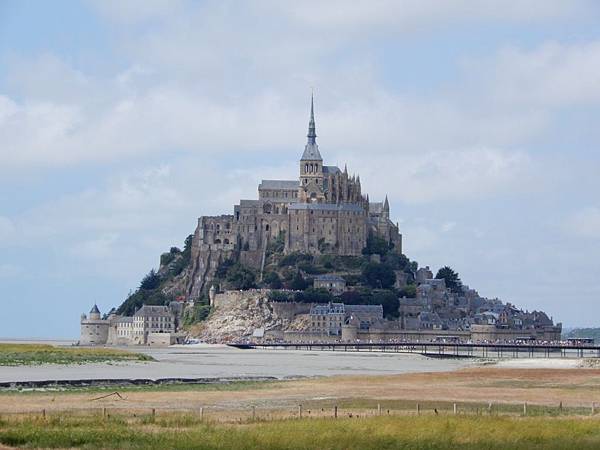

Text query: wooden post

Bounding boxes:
[151,408,156,421]
[42,409,46,420]
[200,407,204,421]
[523,402,527,416]
[592,403,595,415]
[334,406,338,419]
[453,403,457,415]
[559,401,563,414]
[252,406,256,421]
[416,403,420,416]
[377,404,381,416]
[299,404,303,418]
[102,407,107,419]
[488,402,492,415]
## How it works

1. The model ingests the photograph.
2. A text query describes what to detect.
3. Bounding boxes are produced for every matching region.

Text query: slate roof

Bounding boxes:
[323,165,341,175]
[310,303,345,315]
[301,142,322,160]
[259,180,299,190]
[90,304,100,314]
[134,305,172,318]
[314,274,346,283]
[370,202,384,214]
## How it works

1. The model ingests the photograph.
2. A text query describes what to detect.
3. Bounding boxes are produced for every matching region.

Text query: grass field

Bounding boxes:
[0,343,153,366]
[1,412,600,449]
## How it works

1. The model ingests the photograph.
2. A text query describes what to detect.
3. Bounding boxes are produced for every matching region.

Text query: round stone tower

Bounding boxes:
[79,304,109,346]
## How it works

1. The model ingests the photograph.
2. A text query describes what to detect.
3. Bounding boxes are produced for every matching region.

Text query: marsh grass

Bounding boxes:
[2,412,600,449]
[0,343,152,366]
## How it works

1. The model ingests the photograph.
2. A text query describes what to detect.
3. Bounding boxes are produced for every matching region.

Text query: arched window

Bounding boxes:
[305,163,308,173]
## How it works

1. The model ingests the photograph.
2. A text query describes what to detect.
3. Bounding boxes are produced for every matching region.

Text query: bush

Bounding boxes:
[399,284,417,298]
[362,234,392,256]
[362,262,396,289]
[268,290,295,302]
[294,288,334,304]
[298,261,327,275]
[225,264,256,290]
[278,252,312,268]
[263,271,282,289]
[288,271,310,291]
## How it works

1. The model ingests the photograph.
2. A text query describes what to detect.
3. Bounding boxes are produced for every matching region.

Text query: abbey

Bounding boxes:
[187,97,401,296]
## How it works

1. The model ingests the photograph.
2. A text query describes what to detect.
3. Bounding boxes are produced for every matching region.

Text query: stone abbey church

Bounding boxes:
[186,97,402,297]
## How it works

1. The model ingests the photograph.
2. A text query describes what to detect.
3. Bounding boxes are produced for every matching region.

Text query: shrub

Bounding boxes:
[294,288,333,304]
[288,271,310,291]
[267,290,295,302]
[225,264,256,290]
[278,252,312,268]
[140,270,161,290]
[362,262,396,289]
[263,271,282,289]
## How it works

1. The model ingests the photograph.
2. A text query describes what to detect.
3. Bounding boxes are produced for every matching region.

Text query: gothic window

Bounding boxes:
[263,203,272,214]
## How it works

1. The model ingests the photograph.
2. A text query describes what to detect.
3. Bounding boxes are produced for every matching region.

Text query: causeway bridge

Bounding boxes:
[229,342,600,359]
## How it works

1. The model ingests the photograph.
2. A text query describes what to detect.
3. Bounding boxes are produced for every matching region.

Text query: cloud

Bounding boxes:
[466,41,600,109]
[565,207,600,239]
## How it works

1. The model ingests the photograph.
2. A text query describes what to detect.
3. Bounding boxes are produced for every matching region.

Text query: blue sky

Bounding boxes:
[1,0,600,338]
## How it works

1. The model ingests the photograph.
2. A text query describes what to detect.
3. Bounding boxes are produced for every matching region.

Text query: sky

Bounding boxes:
[1,0,600,338]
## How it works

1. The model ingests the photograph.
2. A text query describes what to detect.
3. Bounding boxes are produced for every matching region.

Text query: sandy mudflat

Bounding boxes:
[0,345,475,383]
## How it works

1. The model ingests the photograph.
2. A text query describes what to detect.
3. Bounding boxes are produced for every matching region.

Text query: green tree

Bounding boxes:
[263,271,282,289]
[362,233,391,256]
[399,284,417,298]
[362,262,396,289]
[435,266,463,293]
[289,270,309,290]
[140,270,161,290]
[226,264,256,290]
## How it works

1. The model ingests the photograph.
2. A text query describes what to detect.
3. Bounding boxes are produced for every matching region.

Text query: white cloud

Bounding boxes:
[565,207,600,239]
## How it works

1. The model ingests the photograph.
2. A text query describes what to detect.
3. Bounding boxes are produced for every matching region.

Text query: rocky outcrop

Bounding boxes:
[194,291,307,343]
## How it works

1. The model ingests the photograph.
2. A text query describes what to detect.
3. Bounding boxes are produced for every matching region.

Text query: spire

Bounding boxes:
[301,92,322,161]
[307,92,316,145]
[383,195,390,212]
[343,164,347,175]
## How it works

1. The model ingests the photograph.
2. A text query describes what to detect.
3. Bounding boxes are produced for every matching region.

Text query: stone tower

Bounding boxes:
[299,94,325,203]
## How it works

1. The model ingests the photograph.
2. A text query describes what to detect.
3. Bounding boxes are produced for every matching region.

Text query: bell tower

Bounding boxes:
[299,93,325,203]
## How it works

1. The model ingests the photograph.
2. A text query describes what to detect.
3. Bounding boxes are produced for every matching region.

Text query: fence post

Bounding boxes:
[377,404,381,416]
[151,408,156,422]
[453,403,457,415]
[42,409,46,420]
[523,402,527,416]
[102,408,107,419]
[416,403,420,416]
[559,401,562,414]
[488,402,492,415]
[334,406,338,419]
[252,406,256,421]
[200,407,204,421]
[592,403,595,415]
[299,404,303,418]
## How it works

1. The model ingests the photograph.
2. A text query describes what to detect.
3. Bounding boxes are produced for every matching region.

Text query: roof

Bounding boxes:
[310,303,345,314]
[259,180,299,190]
[346,304,384,314]
[90,304,100,314]
[115,316,133,323]
[288,203,364,212]
[134,305,172,318]
[301,142,322,160]
[322,165,341,175]
[314,274,346,283]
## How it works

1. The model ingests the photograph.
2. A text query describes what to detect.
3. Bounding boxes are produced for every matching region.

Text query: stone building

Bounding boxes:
[79,304,178,346]
[79,305,109,346]
[313,274,346,295]
[186,96,402,298]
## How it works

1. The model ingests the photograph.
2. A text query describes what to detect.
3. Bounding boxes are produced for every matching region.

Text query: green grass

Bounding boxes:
[2,413,600,449]
[0,343,153,366]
